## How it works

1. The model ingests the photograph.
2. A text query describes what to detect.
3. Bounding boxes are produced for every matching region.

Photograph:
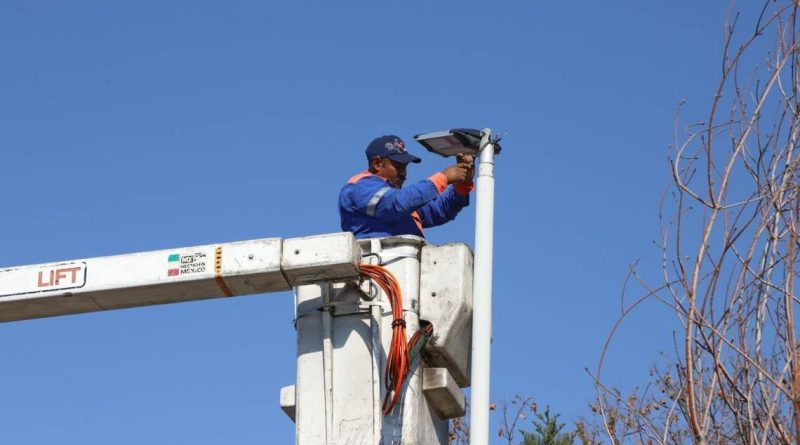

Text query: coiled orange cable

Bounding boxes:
[359,264,409,415]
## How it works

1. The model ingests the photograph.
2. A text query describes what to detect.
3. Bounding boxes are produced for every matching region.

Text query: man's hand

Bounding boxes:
[442,163,470,184]
[442,153,476,185]
[456,153,475,184]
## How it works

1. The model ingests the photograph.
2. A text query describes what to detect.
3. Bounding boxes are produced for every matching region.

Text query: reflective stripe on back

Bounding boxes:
[366,187,392,217]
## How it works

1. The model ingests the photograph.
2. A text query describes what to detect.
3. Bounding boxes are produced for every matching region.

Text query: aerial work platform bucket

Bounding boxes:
[283,235,473,445]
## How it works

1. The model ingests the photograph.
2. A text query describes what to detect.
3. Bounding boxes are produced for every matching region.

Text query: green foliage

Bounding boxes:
[518,407,576,445]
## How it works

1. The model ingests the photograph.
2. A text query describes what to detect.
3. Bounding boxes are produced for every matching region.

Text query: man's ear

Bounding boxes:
[369,156,382,173]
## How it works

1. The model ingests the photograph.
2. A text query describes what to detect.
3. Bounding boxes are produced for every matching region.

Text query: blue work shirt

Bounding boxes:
[339,171,472,239]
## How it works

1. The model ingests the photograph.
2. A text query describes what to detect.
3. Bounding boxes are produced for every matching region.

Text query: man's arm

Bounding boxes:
[344,174,448,221]
[341,161,471,221]
[415,183,473,228]
[416,154,475,228]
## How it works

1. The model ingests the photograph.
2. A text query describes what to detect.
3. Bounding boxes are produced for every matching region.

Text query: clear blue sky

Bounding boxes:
[1,1,739,443]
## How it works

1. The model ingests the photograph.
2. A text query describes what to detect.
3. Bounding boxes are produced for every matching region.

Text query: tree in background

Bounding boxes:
[586,1,800,443]
[519,407,577,445]
[450,395,576,445]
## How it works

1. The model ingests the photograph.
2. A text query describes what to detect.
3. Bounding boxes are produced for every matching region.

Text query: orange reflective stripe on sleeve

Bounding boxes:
[411,211,425,236]
[348,171,375,184]
[455,181,474,196]
[428,172,448,194]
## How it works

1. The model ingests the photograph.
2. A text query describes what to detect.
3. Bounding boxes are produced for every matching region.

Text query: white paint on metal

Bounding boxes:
[294,283,328,444]
[0,227,480,444]
[280,385,297,421]
[419,243,474,387]
[469,129,497,445]
[422,368,466,419]
[321,283,335,443]
[1,260,88,296]
[0,238,287,322]
[0,232,362,323]
[282,232,361,285]
[370,302,383,442]
[289,236,460,445]
[376,237,424,445]
[366,241,384,443]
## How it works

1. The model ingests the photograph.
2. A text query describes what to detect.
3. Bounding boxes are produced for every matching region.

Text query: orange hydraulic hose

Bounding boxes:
[359,264,409,415]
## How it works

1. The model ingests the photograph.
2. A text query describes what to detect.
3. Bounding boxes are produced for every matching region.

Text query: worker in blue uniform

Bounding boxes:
[339,135,475,239]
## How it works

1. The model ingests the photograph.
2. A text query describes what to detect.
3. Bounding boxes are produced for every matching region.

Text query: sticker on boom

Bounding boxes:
[0,261,87,298]
[37,262,87,290]
[166,252,207,276]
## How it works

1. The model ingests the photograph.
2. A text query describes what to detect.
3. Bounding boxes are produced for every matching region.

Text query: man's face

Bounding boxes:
[373,157,408,188]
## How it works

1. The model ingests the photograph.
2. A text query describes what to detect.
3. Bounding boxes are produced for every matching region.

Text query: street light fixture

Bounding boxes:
[413,128,501,157]
[414,127,501,445]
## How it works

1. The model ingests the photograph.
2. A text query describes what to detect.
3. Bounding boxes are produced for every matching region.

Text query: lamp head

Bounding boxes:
[413,128,501,157]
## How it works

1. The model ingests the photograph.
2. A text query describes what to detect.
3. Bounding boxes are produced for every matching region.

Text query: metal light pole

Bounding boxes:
[414,128,499,445]
[469,129,496,445]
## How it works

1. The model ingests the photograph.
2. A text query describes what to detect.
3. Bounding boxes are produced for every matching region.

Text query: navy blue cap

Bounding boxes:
[365,135,422,164]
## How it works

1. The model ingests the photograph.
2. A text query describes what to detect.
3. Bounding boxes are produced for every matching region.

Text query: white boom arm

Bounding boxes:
[0,232,361,323]
[1,231,474,444]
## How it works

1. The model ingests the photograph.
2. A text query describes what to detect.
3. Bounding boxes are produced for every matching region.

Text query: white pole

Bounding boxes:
[469,128,496,445]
